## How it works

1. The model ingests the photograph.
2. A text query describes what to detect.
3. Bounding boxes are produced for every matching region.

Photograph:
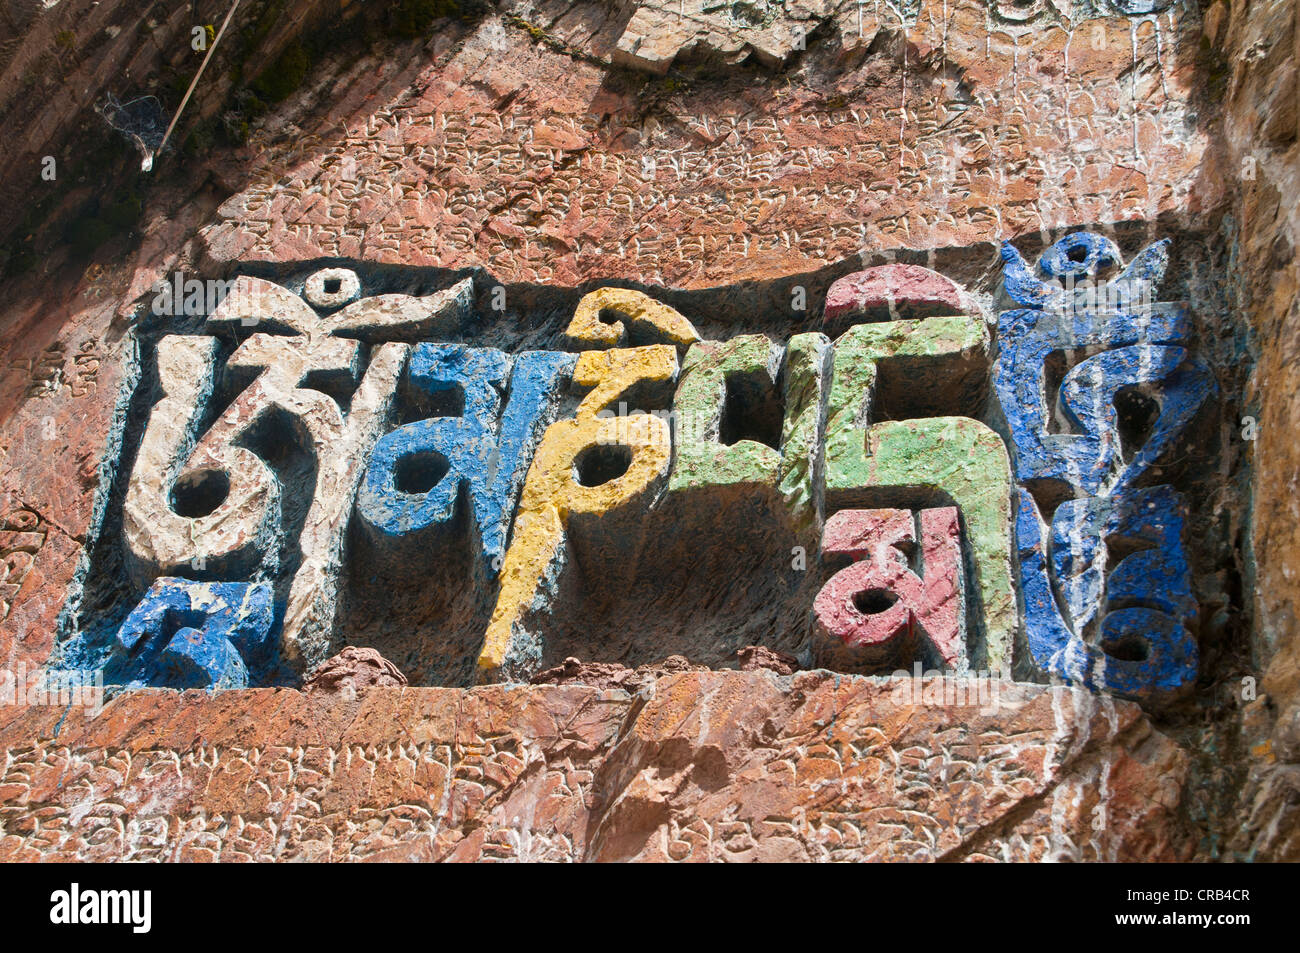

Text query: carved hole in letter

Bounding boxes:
[1101,633,1150,662]
[394,451,451,494]
[1024,477,1075,523]
[1105,530,1156,568]
[1114,386,1161,462]
[1043,347,1111,436]
[853,589,900,615]
[171,469,230,518]
[872,352,987,422]
[720,369,783,449]
[574,444,633,487]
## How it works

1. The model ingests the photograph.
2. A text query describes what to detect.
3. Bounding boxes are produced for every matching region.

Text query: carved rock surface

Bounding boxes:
[304,647,408,695]
[613,0,836,75]
[530,654,707,692]
[0,672,1190,862]
[736,645,800,675]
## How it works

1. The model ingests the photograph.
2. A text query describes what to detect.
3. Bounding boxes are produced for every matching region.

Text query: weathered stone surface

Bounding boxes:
[669,334,785,493]
[479,344,679,681]
[108,577,277,690]
[564,287,700,350]
[613,0,837,75]
[994,233,1213,700]
[1211,0,1300,863]
[824,264,966,327]
[304,647,408,695]
[174,4,1220,288]
[0,672,1192,862]
[530,654,707,692]
[357,344,575,572]
[736,645,800,675]
[824,312,1016,672]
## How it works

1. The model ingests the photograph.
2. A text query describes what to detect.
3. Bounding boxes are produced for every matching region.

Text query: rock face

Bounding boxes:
[0,0,1292,862]
[1210,0,1300,864]
[304,646,408,694]
[530,654,708,692]
[612,0,836,74]
[0,673,1191,862]
[736,645,800,675]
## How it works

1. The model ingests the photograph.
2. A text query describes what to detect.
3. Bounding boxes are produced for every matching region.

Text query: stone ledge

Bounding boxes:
[0,671,1192,861]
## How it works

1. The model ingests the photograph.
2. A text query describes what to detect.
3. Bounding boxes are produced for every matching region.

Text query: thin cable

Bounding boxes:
[145,0,243,171]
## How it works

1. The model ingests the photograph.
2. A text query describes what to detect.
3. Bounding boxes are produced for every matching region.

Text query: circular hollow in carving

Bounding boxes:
[304,268,361,309]
[993,0,1045,23]
[171,468,230,518]
[852,589,901,616]
[574,444,633,487]
[394,451,451,494]
[1038,233,1121,279]
[1102,633,1151,662]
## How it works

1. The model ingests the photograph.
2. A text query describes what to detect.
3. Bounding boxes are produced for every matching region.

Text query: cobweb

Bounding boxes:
[95,93,167,171]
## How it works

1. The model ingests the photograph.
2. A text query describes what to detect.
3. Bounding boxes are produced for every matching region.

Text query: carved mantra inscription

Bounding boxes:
[48,233,1216,702]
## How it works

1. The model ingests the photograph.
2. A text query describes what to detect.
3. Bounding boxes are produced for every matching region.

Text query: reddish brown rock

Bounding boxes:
[0,673,1192,862]
[304,647,408,695]
[0,0,1283,864]
[736,645,799,675]
[530,654,707,692]
[1218,0,1300,863]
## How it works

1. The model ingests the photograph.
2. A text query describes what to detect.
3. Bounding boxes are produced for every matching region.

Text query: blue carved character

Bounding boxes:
[995,232,1216,699]
[358,344,575,571]
[108,578,276,690]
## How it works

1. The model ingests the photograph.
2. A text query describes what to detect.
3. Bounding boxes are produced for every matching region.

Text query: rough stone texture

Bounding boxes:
[480,344,679,681]
[1213,0,1300,863]
[109,577,277,690]
[182,2,1223,288]
[0,0,339,257]
[824,264,967,328]
[823,313,1016,671]
[994,234,1210,700]
[736,645,800,675]
[613,0,837,75]
[0,672,1192,862]
[356,343,575,572]
[530,653,707,691]
[304,646,408,695]
[669,334,786,493]
[564,287,700,350]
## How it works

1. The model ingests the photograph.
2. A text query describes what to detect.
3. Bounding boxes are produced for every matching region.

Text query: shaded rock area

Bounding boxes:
[1210,0,1300,864]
